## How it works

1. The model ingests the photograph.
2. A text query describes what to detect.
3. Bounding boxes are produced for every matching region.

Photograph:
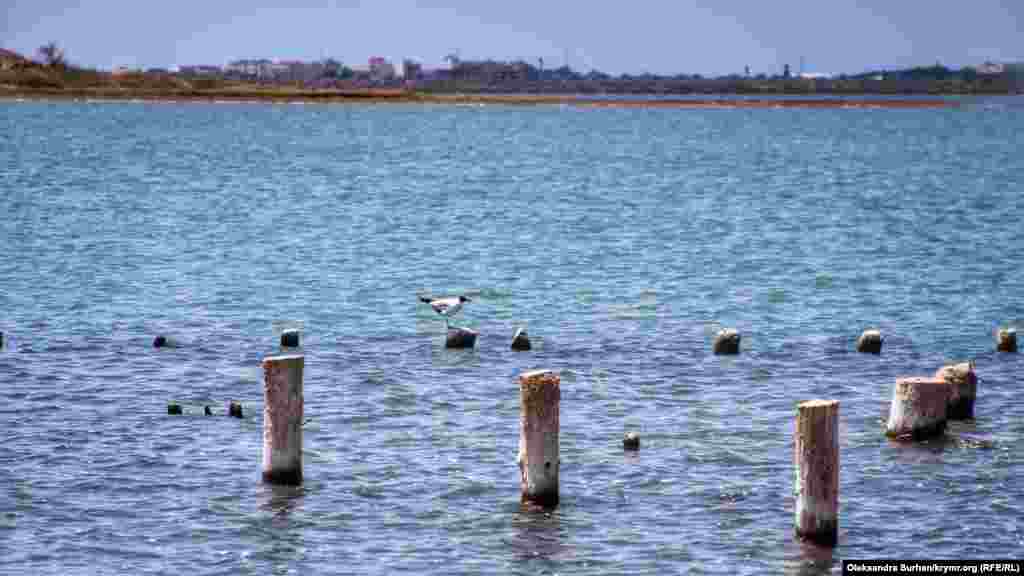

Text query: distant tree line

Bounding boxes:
[5,43,1022,95]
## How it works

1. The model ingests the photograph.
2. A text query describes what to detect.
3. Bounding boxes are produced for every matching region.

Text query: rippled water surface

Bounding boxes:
[1,98,1022,575]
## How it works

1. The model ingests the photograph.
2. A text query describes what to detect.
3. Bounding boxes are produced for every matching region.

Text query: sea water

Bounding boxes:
[1,98,1022,575]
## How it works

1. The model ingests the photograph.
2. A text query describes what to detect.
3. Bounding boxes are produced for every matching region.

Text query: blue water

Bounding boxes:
[1,98,1022,575]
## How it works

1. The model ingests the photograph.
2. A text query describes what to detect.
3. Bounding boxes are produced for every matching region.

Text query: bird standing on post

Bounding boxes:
[420,295,472,329]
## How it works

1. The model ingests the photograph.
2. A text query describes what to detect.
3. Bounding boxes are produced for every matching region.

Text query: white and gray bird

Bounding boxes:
[419,295,472,328]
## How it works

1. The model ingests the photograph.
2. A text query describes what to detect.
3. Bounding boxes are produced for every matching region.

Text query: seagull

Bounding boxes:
[420,295,472,328]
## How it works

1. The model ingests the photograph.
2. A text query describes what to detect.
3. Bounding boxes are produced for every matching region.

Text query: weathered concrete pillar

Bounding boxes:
[935,362,977,420]
[281,329,300,348]
[262,354,304,485]
[886,377,949,440]
[518,370,560,507]
[446,327,478,349]
[794,399,839,546]
[856,329,882,354]
[511,327,532,351]
[713,328,740,355]
[997,328,1017,353]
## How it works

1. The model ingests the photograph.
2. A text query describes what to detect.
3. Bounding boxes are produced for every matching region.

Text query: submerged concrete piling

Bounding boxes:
[856,329,882,354]
[886,377,950,440]
[511,327,532,351]
[518,370,560,507]
[262,354,304,485]
[446,327,478,349]
[794,399,839,546]
[996,328,1017,353]
[281,329,300,348]
[935,362,977,420]
[713,328,741,355]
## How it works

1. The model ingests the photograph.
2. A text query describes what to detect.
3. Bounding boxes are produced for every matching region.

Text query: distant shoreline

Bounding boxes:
[0,88,961,108]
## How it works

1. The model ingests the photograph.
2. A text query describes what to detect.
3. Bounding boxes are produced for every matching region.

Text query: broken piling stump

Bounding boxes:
[712,328,741,355]
[518,370,560,508]
[446,327,478,349]
[997,328,1017,352]
[886,377,950,440]
[262,354,304,485]
[511,327,532,351]
[623,431,640,451]
[794,399,839,546]
[856,329,882,354]
[935,362,977,420]
[281,329,300,348]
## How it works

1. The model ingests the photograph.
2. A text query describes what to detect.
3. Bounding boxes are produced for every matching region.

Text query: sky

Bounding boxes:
[2,1,1022,76]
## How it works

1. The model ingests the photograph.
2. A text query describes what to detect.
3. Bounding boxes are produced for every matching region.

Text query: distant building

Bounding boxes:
[225,58,278,79]
[178,65,222,76]
[368,56,396,80]
[402,59,422,80]
[975,61,1005,75]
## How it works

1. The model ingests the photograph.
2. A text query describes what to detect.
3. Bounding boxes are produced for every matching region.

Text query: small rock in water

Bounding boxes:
[446,327,478,349]
[856,329,883,354]
[511,327,531,351]
[623,431,640,451]
[281,329,300,348]
[713,328,740,355]
[167,402,183,415]
[228,400,243,418]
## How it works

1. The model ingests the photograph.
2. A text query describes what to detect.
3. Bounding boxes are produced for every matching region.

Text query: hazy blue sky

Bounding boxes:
[3,1,1022,75]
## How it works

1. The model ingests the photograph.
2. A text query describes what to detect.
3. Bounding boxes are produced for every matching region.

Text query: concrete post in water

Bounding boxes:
[262,354,304,485]
[281,329,300,348]
[518,370,560,507]
[935,362,977,420]
[996,328,1017,353]
[856,329,882,354]
[446,327,478,349]
[712,328,740,355]
[511,327,532,351]
[886,377,950,440]
[794,399,839,546]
